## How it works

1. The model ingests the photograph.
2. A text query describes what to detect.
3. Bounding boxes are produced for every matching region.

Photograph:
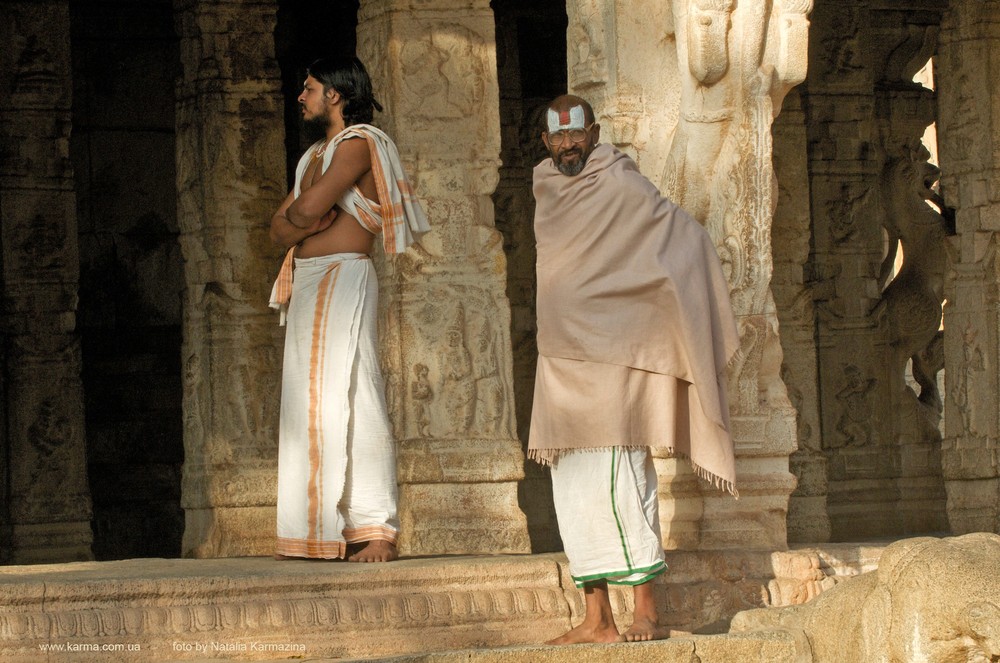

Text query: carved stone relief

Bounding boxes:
[877,140,950,410]
[395,291,516,443]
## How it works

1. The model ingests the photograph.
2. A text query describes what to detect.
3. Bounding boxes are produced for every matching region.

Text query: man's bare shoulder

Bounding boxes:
[325,136,372,176]
[334,136,370,159]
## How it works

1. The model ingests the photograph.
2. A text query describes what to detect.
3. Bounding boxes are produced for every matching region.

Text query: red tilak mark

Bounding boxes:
[559,110,570,125]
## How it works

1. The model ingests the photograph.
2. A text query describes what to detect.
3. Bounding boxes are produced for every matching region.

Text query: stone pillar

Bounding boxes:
[869,8,949,537]
[800,0,888,541]
[938,0,1000,535]
[772,88,830,543]
[564,0,805,550]
[175,0,288,557]
[805,1,949,540]
[357,0,530,555]
[0,1,93,563]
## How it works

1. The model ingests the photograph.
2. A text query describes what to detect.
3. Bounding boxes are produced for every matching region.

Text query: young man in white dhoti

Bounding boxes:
[529,95,739,643]
[268,57,429,563]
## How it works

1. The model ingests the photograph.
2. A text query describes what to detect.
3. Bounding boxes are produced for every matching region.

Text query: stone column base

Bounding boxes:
[9,522,93,565]
[399,482,530,556]
[945,478,1000,534]
[182,507,276,559]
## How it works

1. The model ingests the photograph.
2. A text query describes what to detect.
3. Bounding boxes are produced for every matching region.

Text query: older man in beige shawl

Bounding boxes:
[529,95,738,645]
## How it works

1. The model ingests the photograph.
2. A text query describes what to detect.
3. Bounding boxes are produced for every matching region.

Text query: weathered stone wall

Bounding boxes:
[70,0,185,561]
[358,0,530,555]
[0,1,94,563]
[938,0,1000,535]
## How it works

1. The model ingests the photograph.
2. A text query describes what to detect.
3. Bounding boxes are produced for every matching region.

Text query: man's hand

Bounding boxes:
[312,207,338,234]
[269,195,338,248]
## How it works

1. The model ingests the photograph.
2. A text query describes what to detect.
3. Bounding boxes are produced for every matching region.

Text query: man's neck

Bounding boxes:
[326,115,346,141]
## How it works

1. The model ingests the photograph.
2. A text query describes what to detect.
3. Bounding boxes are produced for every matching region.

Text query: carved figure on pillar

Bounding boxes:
[876,139,951,413]
[410,363,433,438]
[952,325,985,435]
[664,0,736,224]
[267,57,430,564]
[440,303,475,437]
[529,95,739,645]
[833,365,876,448]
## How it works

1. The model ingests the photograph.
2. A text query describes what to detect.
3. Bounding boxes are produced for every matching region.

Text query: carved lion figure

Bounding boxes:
[731,533,1000,663]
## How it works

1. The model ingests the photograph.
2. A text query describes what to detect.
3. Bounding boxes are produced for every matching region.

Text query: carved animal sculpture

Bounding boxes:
[877,140,951,410]
[731,533,1000,663]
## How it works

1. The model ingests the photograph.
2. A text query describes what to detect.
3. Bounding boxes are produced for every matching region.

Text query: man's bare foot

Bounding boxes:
[546,621,623,645]
[347,539,398,562]
[622,615,670,642]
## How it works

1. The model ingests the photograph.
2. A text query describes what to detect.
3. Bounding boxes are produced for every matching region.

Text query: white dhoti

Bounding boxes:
[551,447,666,588]
[275,253,398,558]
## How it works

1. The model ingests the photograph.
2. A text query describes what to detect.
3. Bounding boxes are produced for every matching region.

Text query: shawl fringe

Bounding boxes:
[528,445,738,499]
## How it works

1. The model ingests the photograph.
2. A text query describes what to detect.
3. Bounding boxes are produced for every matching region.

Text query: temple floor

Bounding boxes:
[0,544,889,662]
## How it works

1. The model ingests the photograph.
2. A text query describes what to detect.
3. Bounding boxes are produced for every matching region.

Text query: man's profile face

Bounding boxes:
[298,75,331,130]
[542,105,599,176]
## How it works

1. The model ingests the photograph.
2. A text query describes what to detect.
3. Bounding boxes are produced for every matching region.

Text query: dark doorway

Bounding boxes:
[491,0,567,552]
[275,1,360,187]
[70,0,184,560]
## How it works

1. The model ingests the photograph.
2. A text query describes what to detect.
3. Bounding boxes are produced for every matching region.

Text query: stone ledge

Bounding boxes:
[0,545,886,662]
[340,631,805,663]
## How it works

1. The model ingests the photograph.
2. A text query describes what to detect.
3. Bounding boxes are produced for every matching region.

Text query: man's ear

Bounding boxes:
[325,89,341,104]
[592,123,601,143]
[541,132,550,150]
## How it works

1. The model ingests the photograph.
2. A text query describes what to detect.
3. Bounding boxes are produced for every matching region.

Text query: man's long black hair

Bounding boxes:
[307,56,383,126]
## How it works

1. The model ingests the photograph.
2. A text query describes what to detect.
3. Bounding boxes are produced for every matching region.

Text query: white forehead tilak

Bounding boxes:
[546,105,586,133]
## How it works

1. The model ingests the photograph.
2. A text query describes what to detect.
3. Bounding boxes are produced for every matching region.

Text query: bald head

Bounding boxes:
[545,95,595,131]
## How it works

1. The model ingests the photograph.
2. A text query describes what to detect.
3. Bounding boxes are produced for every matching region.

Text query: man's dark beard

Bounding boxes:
[301,113,330,142]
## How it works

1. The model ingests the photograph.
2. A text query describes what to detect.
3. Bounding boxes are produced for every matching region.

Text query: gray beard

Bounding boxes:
[556,158,585,176]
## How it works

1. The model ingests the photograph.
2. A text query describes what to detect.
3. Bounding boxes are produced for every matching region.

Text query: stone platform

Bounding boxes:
[0,545,886,662]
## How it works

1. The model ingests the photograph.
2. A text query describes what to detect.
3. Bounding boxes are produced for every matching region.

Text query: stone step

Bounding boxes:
[0,546,882,662]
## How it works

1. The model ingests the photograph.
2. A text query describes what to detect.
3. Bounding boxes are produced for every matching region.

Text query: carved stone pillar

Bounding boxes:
[938,0,1000,535]
[772,88,830,543]
[564,0,805,550]
[357,0,530,555]
[0,1,93,563]
[869,9,949,537]
[806,1,949,540]
[175,0,287,557]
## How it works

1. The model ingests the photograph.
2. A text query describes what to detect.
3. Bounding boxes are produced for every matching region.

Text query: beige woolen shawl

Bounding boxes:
[531,143,739,494]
